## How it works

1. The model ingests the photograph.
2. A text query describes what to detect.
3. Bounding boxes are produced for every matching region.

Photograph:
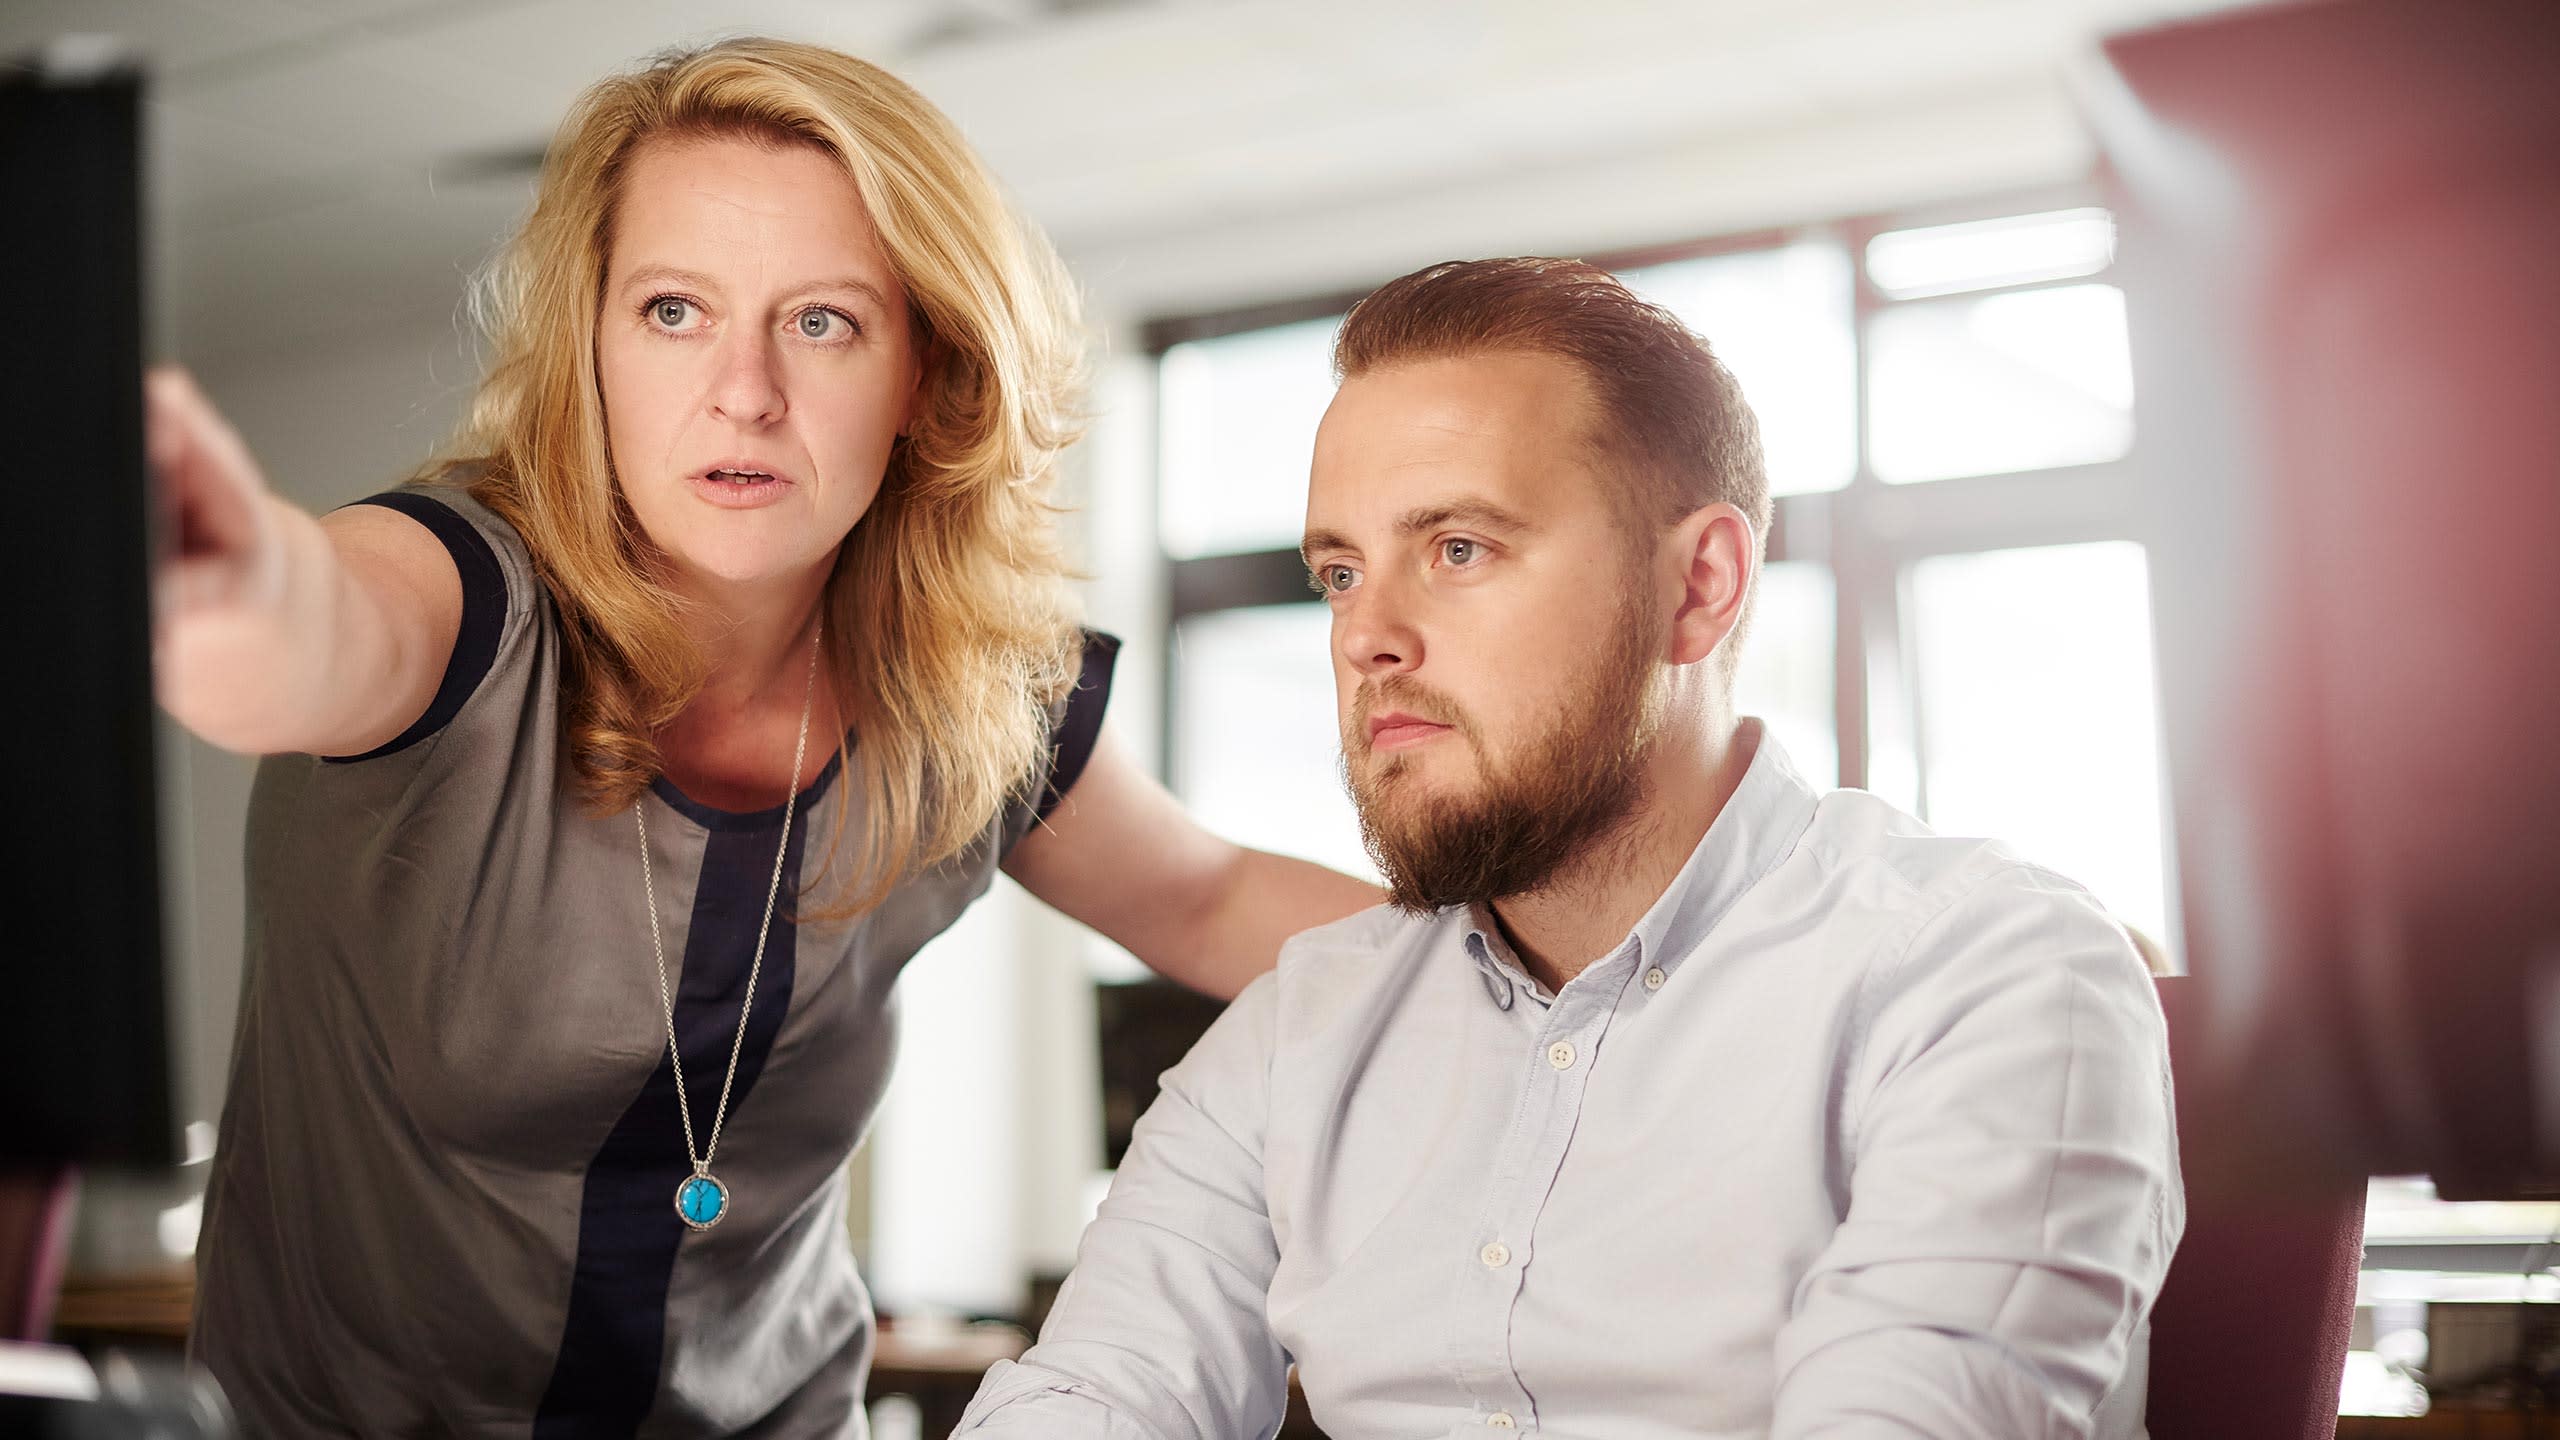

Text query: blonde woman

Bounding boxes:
[153,38,1375,1437]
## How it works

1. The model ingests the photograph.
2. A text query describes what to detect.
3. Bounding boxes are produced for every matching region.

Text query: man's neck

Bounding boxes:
[1491,715,1754,995]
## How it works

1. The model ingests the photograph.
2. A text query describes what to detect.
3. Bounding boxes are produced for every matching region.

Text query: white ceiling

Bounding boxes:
[4,0,2258,366]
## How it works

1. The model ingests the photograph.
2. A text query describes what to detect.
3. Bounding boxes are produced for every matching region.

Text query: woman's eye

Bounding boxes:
[648,297,697,330]
[797,308,845,340]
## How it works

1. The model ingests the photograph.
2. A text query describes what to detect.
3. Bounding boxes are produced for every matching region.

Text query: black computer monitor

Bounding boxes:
[1,45,179,1168]
[2086,0,2560,1196]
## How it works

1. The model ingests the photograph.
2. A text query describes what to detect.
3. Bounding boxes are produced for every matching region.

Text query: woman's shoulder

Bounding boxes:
[322,462,554,767]
[350,462,538,622]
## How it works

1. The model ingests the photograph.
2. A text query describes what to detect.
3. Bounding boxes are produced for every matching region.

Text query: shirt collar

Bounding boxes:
[1624,718,1820,985]
[1460,718,1821,1003]
[1464,908,1545,1009]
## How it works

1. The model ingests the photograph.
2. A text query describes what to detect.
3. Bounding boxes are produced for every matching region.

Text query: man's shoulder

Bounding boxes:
[1793,791,2151,1041]
[1796,787,2091,919]
[1257,902,1464,1028]
[1280,901,1430,957]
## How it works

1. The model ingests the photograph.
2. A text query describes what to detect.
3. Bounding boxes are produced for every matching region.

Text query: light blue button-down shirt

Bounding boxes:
[958,723,2183,1439]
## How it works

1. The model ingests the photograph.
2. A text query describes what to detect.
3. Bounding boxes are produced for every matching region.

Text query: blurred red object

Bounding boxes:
[2088,0,2560,1198]
[2145,979,2367,1440]
[0,1168,77,1341]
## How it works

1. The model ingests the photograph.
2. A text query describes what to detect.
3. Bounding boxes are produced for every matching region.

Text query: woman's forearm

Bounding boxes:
[159,491,361,753]
[160,489,464,759]
[1146,846,1380,1001]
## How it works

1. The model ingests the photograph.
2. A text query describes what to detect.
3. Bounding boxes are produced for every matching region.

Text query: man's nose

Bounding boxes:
[1339,580,1422,678]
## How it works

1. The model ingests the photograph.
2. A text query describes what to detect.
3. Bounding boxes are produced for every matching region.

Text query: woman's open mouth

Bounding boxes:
[687,464,796,510]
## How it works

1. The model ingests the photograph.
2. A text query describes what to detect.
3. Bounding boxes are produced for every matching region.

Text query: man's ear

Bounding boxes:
[1663,502,1756,668]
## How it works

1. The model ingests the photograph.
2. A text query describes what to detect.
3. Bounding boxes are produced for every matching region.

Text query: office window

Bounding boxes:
[1906,541,2167,938]
[1171,602,1374,880]
[1864,206,2116,300]
[1158,314,1340,560]
[1868,283,2134,484]
[1622,241,1857,498]
[1736,560,1838,790]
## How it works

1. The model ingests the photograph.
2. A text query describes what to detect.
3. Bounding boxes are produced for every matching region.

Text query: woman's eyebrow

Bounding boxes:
[615,263,892,310]
[616,263,719,295]
[792,275,894,309]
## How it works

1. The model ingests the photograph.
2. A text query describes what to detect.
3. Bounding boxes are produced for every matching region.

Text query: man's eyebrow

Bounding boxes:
[1300,528,1353,566]
[614,263,893,309]
[1396,499,1533,539]
[1300,500,1534,566]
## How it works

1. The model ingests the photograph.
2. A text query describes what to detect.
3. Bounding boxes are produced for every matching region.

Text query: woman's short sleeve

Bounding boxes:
[1006,629,1120,853]
[323,482,531,764]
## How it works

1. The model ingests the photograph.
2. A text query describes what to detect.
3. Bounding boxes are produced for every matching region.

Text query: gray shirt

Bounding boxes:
[193,483,1114,1437]
[958,722,2182,1440]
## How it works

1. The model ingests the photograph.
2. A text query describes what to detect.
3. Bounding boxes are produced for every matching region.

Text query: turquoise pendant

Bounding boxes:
[676,1172,730,1230]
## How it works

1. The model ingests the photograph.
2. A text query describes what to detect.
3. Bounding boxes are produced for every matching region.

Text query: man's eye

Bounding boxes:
[1441,538,1479,566]
[1319,565,1359,594]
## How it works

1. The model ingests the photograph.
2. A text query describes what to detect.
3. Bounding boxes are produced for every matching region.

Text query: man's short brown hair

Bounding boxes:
[1332,257,1771,541]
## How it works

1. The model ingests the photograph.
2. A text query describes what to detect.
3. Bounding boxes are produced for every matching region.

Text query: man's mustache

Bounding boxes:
[1348,675,1474,750]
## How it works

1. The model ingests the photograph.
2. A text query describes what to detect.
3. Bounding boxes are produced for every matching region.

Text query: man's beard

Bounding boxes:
[1345,597,1663,916]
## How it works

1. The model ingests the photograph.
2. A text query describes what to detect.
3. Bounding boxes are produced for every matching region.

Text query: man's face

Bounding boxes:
[1305,351,1666,913]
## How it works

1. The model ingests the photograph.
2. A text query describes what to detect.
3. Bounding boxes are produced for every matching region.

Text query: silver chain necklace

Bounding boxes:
[635,619,822,1232]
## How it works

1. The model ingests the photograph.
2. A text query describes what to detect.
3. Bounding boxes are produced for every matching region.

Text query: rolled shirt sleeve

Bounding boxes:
[955,972,1291,1440]
[1770,863,2185,1439]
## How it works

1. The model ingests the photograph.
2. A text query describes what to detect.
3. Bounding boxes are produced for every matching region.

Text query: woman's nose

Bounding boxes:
[708,334,786,425]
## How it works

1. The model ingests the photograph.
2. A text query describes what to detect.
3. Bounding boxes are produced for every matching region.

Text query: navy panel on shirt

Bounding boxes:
[534,793,817,1436]
[1034,629,1120,826]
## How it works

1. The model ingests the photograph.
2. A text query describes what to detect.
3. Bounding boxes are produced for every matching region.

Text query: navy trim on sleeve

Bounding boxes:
[1034,629,1120,823]
[322,490,508,764]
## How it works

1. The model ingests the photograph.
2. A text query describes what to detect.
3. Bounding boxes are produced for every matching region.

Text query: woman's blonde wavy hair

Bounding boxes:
[443,36,1084,919]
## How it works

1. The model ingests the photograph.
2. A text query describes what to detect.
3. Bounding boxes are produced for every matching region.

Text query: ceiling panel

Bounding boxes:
[4,0,2268,364]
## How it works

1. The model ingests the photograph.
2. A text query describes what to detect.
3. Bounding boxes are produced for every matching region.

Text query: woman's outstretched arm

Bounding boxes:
[150,367,462,757]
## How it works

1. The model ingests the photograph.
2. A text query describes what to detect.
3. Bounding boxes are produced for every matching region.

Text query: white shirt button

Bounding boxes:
[1547,1040,1576,1070]
[1643,966,1666,991]
[1479,1240,1510,1268]
[1487,1412,1516,1429]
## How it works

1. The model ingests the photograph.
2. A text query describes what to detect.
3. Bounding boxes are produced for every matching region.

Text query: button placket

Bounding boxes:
[1448,943,1643,1432]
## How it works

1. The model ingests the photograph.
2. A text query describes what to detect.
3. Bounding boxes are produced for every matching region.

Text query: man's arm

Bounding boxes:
[955,970,1293,1438]
[1770,865,2184,1440]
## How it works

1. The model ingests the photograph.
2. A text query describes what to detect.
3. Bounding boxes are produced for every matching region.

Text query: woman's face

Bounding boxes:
[596,134,922,600]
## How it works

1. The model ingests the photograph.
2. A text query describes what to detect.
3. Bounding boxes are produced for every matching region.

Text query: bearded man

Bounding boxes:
[958,258,2184,1440]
